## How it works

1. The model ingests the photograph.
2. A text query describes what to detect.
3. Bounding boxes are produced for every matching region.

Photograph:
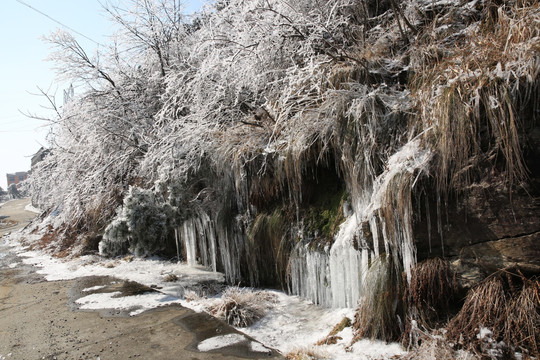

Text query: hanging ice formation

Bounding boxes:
[176,139,431,308]
[176,211,248,284]
[288,140,430,307]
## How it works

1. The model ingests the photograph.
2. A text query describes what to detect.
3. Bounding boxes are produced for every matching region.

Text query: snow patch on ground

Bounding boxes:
[82,285,108,292]
[197,333,246,351]
[2,236,406,359]
[23,204,42,214]
[75,291,183,316]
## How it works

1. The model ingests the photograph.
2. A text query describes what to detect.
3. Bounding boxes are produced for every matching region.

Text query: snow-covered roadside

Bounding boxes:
[23,203,42,214]
[2,234,406,359]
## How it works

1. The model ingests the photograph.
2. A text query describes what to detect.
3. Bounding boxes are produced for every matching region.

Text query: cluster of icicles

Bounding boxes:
[176,139,431,308]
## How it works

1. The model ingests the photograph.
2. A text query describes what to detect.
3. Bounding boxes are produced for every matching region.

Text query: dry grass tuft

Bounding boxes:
[398,334,478,360]
[446,270,539,357]
[505,277,540,356]
[163,273,178,282]
[285,347,329,360]
[316,317,351,345]
[208,286,277,327]
[406,258,460,326]
[413,1,540,197]
[352,255,405,342]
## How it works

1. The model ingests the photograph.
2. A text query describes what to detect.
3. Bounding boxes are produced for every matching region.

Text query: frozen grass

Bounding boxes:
[286,347,330,360]
[413,0,539,196]
[353,255,405,342]
[316,317,351,345]
[208,286,278,327]
[397,335,477,360]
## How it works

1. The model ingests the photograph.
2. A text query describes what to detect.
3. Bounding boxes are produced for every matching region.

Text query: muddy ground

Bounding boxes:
[0,200,282,360]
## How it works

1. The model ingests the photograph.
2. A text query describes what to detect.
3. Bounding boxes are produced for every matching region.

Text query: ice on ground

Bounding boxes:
[24,204,42,214]
[82,285,108,292]
[250,341,272,354]
[75,291,183,316]
[3,235,406,359]
[197,333,247,351]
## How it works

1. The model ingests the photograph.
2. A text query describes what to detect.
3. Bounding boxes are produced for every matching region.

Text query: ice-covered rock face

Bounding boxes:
[287,140,431,308]
[170,138,431,309]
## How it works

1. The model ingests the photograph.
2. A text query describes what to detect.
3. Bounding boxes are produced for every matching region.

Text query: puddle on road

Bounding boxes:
[174,312,277,358]
[0,244,44,284]
[69,276,278,357]
[67,276,161,317]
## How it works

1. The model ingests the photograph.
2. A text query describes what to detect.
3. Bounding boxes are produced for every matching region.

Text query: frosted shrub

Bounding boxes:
[99,187,175,257]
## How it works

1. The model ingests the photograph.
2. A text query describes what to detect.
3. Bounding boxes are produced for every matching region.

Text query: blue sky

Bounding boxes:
[0,0,204,189]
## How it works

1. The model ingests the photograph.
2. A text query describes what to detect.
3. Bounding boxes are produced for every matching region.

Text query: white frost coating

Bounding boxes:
[197,334,246,352]
[24,203,42,214]
[365,139,431,282]
[477,327,493,340]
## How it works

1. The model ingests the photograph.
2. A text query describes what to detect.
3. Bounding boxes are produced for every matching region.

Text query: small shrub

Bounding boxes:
[99,186,175,257]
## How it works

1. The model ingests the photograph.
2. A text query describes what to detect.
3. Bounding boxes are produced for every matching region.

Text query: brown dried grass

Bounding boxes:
[446,270,539,357]
[208,286,277,328]
[352,255,405,342]
[413,0,540,197]
[285,347,329,360]
[397,335,478,360]
[316,317,351,346]
[407,257,460,326]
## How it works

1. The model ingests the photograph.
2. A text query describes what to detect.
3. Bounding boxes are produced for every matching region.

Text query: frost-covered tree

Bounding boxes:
[8,184,22,199]
[100,186,176,257]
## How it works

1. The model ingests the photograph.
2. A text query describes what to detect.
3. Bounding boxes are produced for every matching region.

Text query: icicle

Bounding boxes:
[174,227,180,263]
[289,244,332,306]
[181,220,198,267]
[330,215,363,308]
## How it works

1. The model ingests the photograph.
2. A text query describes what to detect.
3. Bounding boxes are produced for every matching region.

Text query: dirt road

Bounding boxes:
[0,198,38,237]
[0,201,282,360]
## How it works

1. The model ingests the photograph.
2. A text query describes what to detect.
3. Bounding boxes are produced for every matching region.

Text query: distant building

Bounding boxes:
[6,172,28,186]
[31,147,50,168]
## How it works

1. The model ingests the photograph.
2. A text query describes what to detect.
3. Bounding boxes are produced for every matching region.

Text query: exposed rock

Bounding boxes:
[415,171,540,286]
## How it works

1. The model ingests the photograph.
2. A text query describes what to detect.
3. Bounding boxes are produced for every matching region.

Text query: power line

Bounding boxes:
[14,0,105,47]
